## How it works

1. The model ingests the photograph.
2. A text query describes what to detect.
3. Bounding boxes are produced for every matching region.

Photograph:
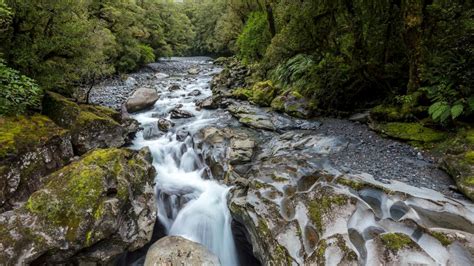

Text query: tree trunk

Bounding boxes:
[265,3,276,37]
[402,0,432,94]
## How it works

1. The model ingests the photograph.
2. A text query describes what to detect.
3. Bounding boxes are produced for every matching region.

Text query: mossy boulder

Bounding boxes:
[0,115,74,211]
[43,91,138,155]
[271,90,312,118]
[249,81,276,107]
[372,122,448,143]
[442,153,474,200]
[0,147,156,264]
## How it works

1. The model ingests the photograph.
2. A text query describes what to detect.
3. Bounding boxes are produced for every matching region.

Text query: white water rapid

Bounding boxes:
[131,57,238,265]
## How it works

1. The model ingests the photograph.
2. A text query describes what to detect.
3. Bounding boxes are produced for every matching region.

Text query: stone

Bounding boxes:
[154,73,169,79]
[349,111,370,123]
[169,84,181,91]
[43,91,137,155]
[188,67,200,75]
[196,96,217,110]
[371,122,448,143]
[188,89,202,97]
[158,118,175,132]
[0,115,74,211]
[144,236,220,266]
[125,88,159,113]
[271,90,312,118]
[125,76,138,87]
[0,148,156,264]
[170,107,195,119]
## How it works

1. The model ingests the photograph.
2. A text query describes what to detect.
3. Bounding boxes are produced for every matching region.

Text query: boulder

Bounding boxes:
[226,129,474,265]
[271,90,312,118]
[442,152,474,200]
[144,236,220,266]
[188,89,202,97]
[126,88,159,113]
[43,91,137,155]
[188,67,200,75]
[196,96,217,110]
[371,122,448,143]
[158,118,175,132]
[0,115,74,211]
[170,107,194,119]
[196,127,256,182]
[0,148,156,264]
[168,84,181,91]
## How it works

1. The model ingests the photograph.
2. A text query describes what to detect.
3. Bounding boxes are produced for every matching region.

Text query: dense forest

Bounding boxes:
[1,0,474,265]
[1,0,473,125]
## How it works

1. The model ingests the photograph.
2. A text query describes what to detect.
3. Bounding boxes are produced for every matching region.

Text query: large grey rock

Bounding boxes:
[126,88,159,113]
[0,115,74,212]
[145,236,220,266]
[43,91,138,155]
[0,148,156,264]
[225,128,474,265]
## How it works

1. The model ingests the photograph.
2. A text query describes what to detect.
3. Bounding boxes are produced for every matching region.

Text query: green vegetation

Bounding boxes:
[308,192,348,235]
[380,233,416,252]
[374,122,448,143]
[0,114,66,158]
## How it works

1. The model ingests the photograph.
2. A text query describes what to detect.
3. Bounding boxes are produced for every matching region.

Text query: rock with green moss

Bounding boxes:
[0,147,156,264]
[43,91,138,155]
[249,80,276,107]
[372,122,447,143]
[442,153,474,200]
[0,115,74,211]
[271,90,311,118]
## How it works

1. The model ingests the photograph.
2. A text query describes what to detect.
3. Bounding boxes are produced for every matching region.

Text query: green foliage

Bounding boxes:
[237,12,271,64]
[0,0,11,31]
[0,59,42,115]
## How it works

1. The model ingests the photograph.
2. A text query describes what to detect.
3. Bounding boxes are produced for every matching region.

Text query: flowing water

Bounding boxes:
[131,57,238,265]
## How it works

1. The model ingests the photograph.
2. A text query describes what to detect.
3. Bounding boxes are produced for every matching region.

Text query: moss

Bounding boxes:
[308,194,348,234]
[0,114,67,158]
[25,148,134,239]
[336,178,367,191]
[249,80,276,106]
[429,231,452,246]
[466,129,474,144]
[464,151,474,164]
[370,105,407,122]
[375,122,447,143]
[380,233,415,251]
[232,87,253,100]
[316,239,327,264]
[271,95,285,112]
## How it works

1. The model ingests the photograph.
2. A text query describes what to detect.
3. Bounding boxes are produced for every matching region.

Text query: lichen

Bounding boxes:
[380,233,415,251]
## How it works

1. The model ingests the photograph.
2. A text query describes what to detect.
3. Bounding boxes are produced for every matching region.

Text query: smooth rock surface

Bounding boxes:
[126,88,159,113]
[144,236,220,266]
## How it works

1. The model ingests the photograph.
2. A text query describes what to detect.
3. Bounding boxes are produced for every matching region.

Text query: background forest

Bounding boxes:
[0,0,473,126]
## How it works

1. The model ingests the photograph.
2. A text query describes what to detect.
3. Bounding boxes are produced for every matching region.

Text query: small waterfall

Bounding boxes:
[131,57,238,265]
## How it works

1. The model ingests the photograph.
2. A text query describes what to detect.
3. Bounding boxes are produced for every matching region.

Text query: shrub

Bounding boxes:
[0,59,43,115]
[236,12,271,64]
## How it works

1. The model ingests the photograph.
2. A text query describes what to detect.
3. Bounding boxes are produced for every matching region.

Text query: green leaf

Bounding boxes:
[451,104,464,119]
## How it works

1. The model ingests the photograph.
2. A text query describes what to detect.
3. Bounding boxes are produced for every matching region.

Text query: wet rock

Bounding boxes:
[144,236,220,266]
[0,148,156,264]
[168,84,181,91]
[0,115,74,211]
[125,87,159,113]
[170,107,195,119]
[349,111,370,124]
[196,127,257,182]
[196,96,217,110]
[157,118,175,132]
[143,123,164,140]
[176,129,190,141]
[154,72,169,79]
[188,89,202,97]
[188,67,200,75]
[43,91,137,155]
